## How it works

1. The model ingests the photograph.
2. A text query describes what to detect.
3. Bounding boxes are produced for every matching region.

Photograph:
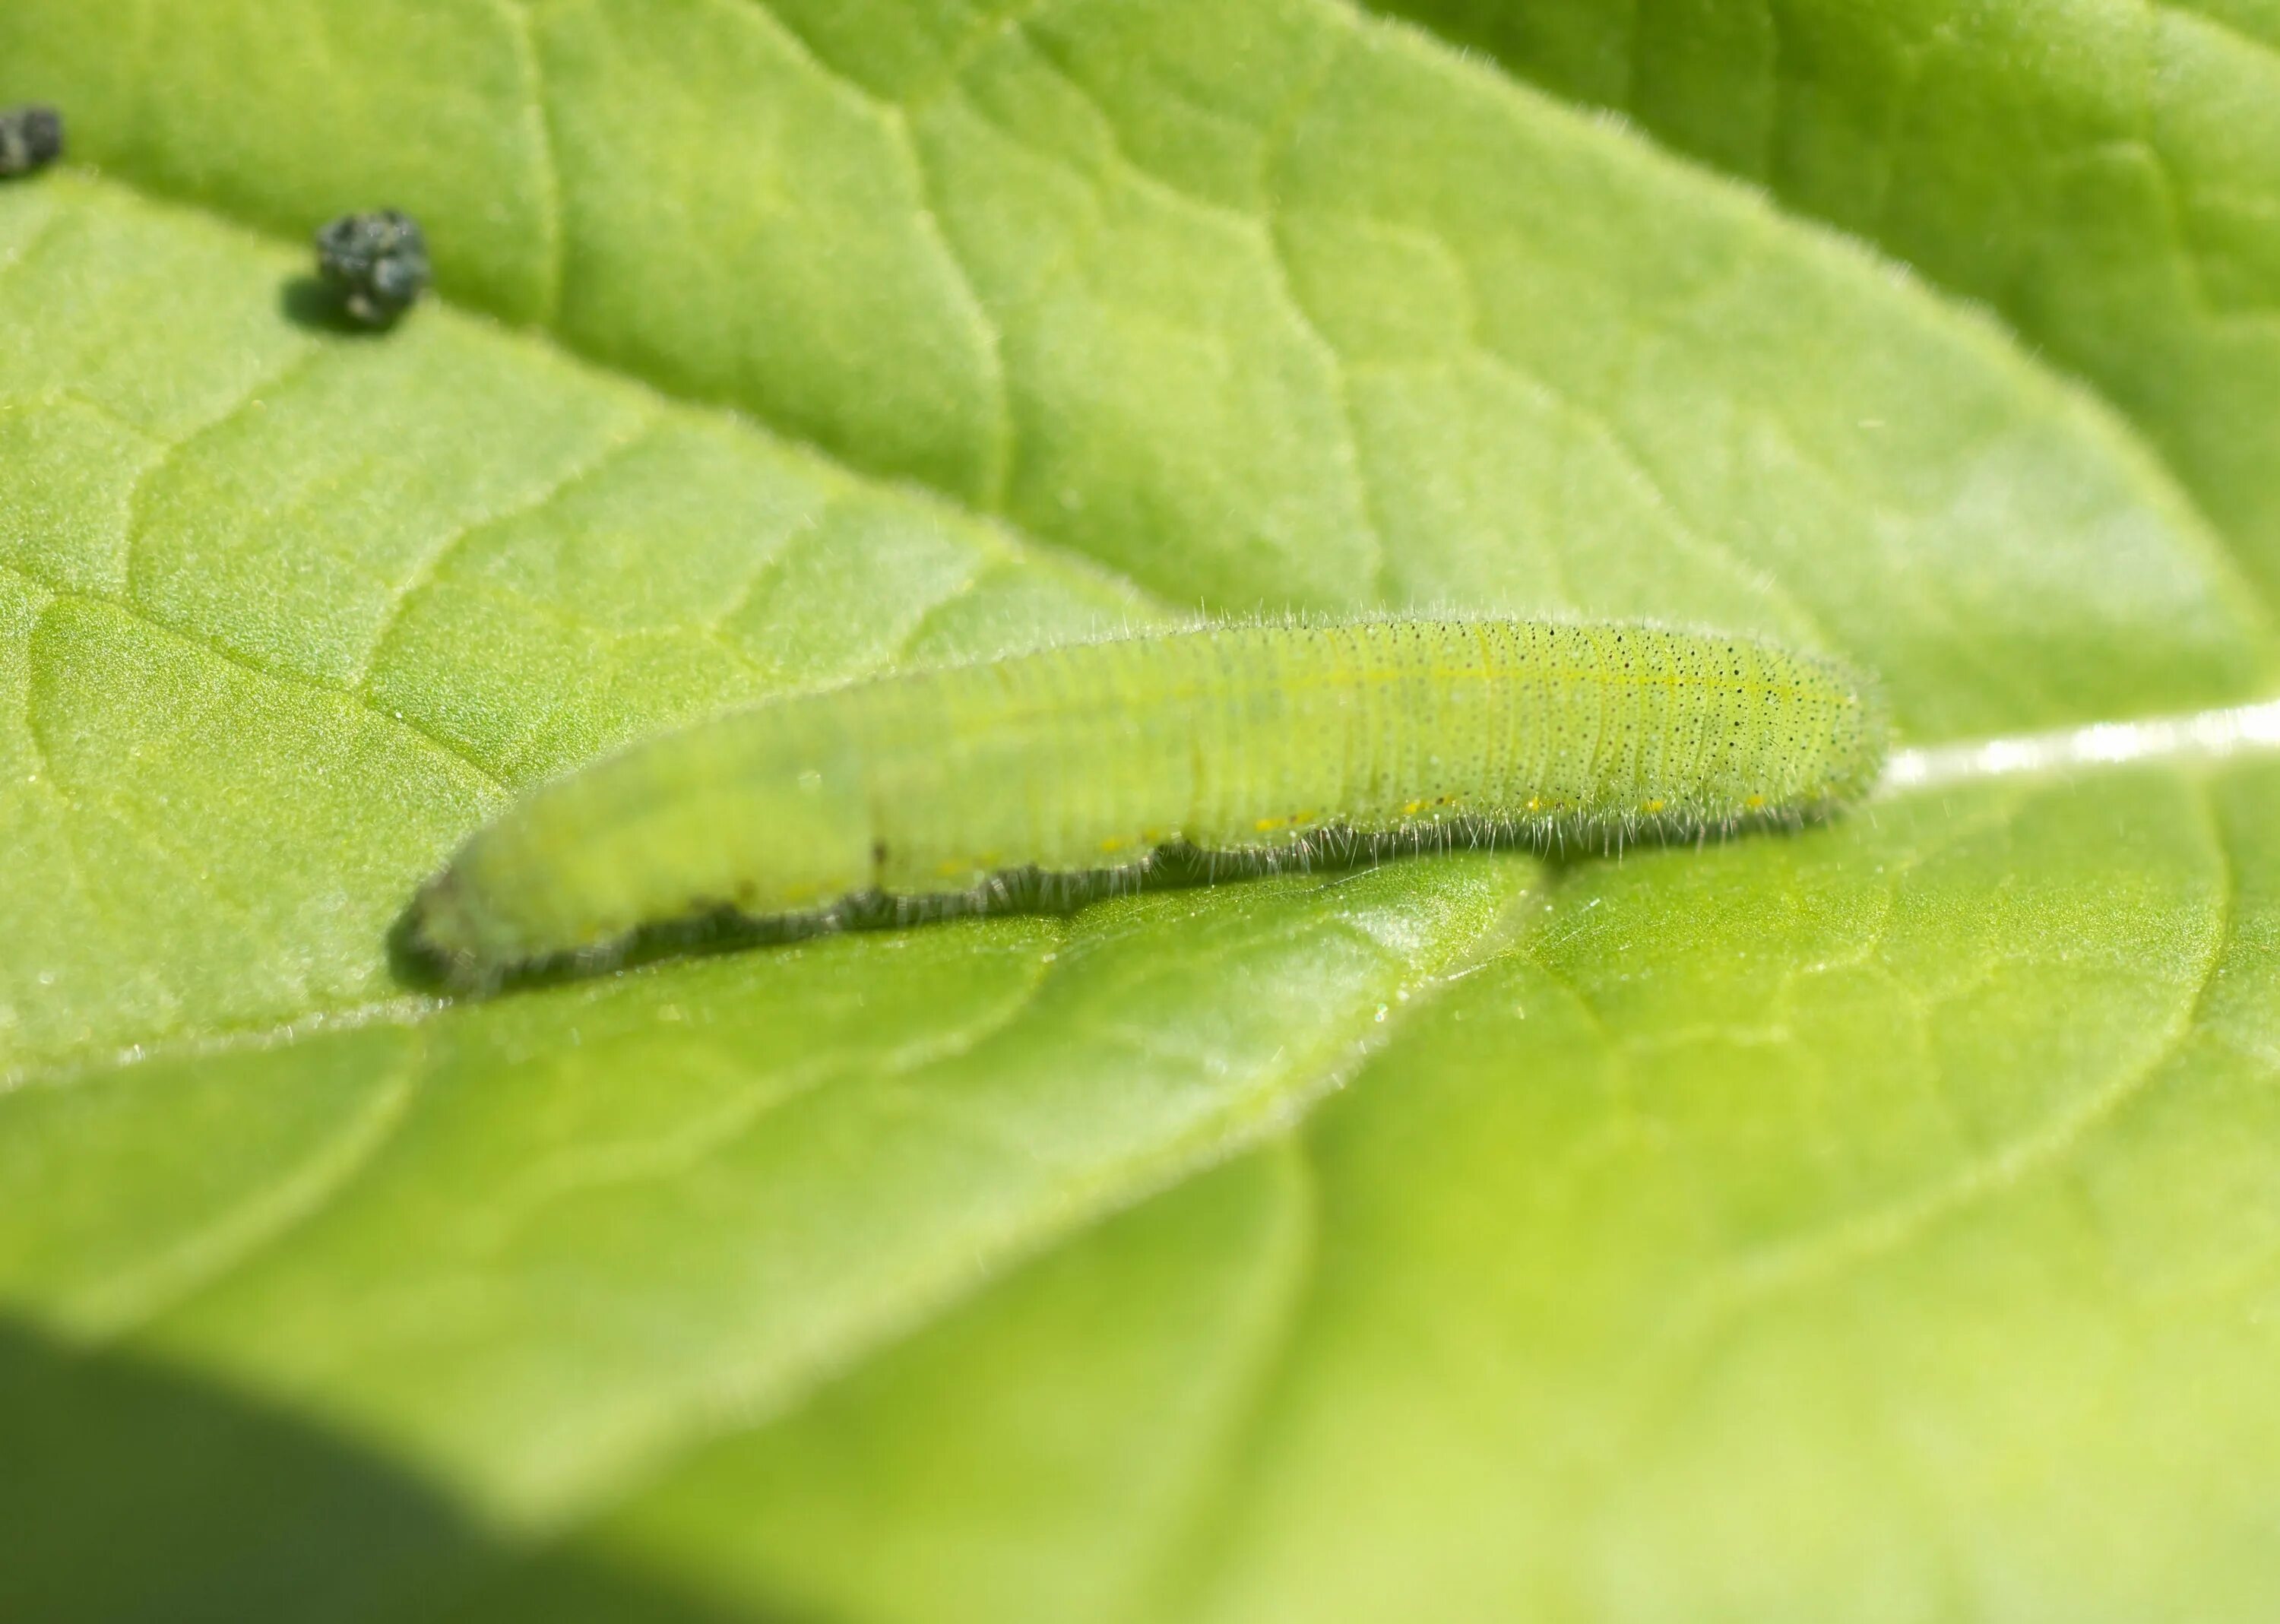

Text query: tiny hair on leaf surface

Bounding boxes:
[4,0,2280,1619]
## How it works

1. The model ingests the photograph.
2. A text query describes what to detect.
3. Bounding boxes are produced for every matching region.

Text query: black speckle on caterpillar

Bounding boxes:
[403,617,1886,989]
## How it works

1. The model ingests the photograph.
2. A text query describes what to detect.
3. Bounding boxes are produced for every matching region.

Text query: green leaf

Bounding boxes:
[1,1,2277,1618]
[1364,0,2280,600]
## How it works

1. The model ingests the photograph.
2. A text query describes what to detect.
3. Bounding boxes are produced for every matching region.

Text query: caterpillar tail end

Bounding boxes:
[1838,669,1895,809]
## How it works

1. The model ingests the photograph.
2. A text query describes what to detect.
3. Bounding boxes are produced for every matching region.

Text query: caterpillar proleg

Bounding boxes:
[406,619,1886,986]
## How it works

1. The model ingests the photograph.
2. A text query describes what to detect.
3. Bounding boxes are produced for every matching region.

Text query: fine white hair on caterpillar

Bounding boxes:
[404,616,1886,988]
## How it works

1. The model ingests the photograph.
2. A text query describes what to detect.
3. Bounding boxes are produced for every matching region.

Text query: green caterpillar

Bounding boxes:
[407,618,1886,986]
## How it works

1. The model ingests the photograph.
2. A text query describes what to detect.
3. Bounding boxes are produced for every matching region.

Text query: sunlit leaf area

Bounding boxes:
[5,1,2280,1616]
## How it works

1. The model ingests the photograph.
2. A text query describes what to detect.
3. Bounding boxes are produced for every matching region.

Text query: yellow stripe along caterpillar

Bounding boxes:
[404,618,1886,987]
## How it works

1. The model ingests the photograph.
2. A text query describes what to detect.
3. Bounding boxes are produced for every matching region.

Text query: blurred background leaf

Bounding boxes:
[2,1,2278,1617]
